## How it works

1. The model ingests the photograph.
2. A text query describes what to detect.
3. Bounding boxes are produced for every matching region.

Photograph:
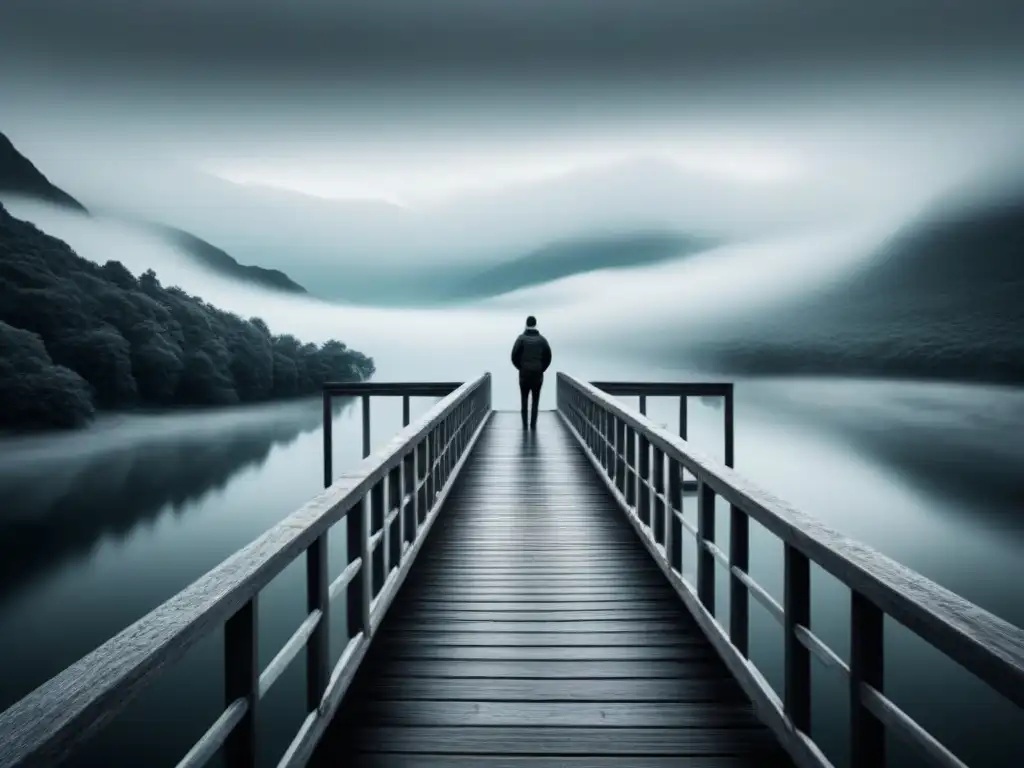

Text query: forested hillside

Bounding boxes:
[0,203,373,431]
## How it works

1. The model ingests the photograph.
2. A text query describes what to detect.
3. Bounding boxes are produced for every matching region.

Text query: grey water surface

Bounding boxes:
[0,372,1021,767]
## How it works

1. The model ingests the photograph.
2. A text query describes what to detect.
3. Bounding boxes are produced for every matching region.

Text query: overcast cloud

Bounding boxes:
[3,1,1022,85]
[1,0,1022,299]
[4,1,1022,187]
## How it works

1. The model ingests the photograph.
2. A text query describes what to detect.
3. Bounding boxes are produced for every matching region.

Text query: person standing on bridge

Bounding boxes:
[511,315,552,430]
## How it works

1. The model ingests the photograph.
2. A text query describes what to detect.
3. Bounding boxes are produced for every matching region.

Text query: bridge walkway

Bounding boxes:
[311,411,792,766]
[6,374,1020,768]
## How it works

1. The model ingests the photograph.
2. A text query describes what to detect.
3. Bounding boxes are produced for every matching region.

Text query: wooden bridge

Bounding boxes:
[1,373,1023,768]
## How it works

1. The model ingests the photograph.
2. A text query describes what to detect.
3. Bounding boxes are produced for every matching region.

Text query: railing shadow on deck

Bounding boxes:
[556,372,1024,768]
[0,375,492,768]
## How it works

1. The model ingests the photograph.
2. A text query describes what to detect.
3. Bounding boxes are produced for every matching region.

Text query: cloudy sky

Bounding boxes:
[1,0,1022,378]
[2,0,1022,206]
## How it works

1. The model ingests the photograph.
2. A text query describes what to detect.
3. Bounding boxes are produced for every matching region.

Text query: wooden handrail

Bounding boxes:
[589,380,735,470]
[590,381,733,397]
[322,382,463,397]
[0,373,493,768]
[556,371,1024,768]
[322,382,464,470]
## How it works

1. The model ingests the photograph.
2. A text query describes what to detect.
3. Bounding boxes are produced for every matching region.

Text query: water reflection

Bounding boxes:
[743,379,1024,530]
[0,378,1020,768]
[0,399,352,605]
[640,381,1024,624]
[641,380,1024,768]
[0,393,442,768]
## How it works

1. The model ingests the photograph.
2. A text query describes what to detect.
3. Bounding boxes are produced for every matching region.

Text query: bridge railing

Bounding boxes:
[590,380,734,468]
[322,381,465,473]
[0,374,492,768]
[590,380,734,492]
[556,372,1024,768]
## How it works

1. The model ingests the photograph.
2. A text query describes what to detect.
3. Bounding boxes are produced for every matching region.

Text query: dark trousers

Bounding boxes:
[519,371,543,428]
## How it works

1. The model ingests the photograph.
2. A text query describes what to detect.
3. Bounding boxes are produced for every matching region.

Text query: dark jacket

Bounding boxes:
[511,328,552,374]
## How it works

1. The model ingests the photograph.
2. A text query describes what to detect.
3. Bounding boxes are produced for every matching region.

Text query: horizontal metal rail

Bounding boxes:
[557,371,1024,768]
[0,374,493,768]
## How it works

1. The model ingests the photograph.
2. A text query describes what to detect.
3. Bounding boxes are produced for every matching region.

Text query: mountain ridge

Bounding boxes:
[675,185,1024,385]
[0,131,88,213]
[0,129,310,295]
[135,221,308,295]
[444,229,716,302]
[0,200,372,432]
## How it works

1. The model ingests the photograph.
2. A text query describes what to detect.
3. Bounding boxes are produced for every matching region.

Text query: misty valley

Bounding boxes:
[1,3,1023,763]
[1,127,1023,767]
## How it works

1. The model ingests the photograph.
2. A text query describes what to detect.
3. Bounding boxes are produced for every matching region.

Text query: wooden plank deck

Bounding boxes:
[311,411,793,767]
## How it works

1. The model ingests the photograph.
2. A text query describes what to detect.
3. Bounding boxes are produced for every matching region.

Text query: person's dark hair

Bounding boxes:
[526,315,537,328]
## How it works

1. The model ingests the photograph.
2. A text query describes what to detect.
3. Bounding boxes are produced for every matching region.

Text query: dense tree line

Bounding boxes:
[0,203,374,431]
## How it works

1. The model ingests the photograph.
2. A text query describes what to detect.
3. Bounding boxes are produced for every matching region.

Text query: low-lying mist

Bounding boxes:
[3,197,907,391]
[7,146,952,305]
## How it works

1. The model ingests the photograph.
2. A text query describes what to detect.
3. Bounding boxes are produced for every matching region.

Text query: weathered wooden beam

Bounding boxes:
[784,545,812,735]
[0,374,492,768]
[697,480,716,612]
[557,372,1024,713]
[729,504,750,658]
[851,591,885,767]
[323,382,462,397]
[223,598,258,767]
[591,381,733,397]
[361,394,371,459]
[305,535,330,715]
[322,391,333,488]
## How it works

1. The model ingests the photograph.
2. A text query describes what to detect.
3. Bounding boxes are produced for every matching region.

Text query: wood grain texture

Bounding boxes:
[391,608,686,620]
[370,631,701,647]
[0,375,493,768]
[375,659,725,679]
[336,725,783,753]
[394,599,677,609]
[350,700,756,726]
[386,620,688,633]
[559,372,1024,711]
[312,412,791,767]
[372,644,712,661]
[355,677,749,702]
[344,757,790,768]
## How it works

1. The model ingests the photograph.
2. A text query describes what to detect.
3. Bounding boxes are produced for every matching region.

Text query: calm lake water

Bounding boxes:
[0,368,1021,768]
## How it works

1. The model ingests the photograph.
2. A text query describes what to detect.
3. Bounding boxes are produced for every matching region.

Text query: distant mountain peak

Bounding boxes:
[448,228,716,302]
[138,220,309,295]
[0,130,88,213]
